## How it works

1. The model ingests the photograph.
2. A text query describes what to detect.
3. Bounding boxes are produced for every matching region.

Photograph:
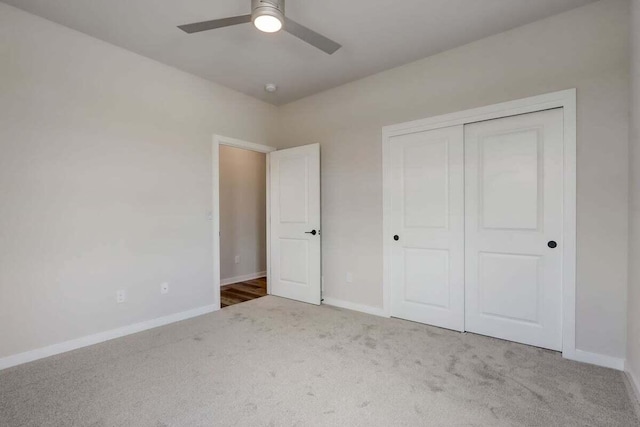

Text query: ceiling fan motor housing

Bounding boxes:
[251,0,285,24]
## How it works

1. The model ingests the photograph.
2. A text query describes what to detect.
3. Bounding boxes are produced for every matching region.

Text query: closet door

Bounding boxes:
[464,109,563,351]
[390,126,464,331]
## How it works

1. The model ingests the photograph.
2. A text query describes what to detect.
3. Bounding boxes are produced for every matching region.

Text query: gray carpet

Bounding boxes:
[1,296,638,427]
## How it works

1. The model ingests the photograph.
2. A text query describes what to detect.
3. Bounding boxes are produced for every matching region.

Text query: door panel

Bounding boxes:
[403,139,450,229]
[478,252,541,323]
[480,129,541,231]
[278,157,309,223]
[390,126,464,331]
[404,248,450,308]
[465,109,563,351]
[270,144,321,305]
[279,238,309,284]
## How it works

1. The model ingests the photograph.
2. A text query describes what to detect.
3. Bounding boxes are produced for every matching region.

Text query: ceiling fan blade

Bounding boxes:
[284,18,341,55]
[178,15,252,34]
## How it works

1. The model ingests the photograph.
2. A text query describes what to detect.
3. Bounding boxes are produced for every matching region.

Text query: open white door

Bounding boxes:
[269,144,321,305]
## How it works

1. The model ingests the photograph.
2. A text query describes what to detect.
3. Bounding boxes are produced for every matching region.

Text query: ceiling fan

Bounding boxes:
[178,0,342,55]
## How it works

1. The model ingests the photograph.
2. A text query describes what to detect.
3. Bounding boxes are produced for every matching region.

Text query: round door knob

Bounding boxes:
[393,235,399,241]
[548,241,558,249]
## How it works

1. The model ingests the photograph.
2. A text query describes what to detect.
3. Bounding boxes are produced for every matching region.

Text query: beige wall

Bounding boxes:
[219,146,266,281]
[279,0,630,359]
[628,0,640,385]
[0,3,278,359]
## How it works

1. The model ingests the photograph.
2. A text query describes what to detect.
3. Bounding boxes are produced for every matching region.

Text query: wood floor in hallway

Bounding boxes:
[220,277,267,308]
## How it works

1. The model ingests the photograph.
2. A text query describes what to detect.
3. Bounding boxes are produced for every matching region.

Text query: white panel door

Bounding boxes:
[465,109,563,351]
[269,144,321,305]
[390,126,465,331]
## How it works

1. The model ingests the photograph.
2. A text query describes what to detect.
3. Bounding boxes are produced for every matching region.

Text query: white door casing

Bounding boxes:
[390,126,465,331]
[464,108,564,351]
[212,135,276,310]
[269,143,321,305]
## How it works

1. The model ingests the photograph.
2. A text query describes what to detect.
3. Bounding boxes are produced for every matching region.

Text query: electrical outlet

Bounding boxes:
[346,272,353,283]
[116,290,126,303]
[235,255,240,264]
[160,282,169,295]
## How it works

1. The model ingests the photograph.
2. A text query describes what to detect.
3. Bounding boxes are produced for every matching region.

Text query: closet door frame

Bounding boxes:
[382,89,576,361]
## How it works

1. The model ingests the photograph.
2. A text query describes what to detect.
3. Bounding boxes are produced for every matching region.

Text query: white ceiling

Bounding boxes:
[3,0,596,105]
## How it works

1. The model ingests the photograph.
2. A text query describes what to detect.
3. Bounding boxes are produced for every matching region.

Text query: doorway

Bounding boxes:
[212,136,322,309]
[219,144,268,308]
[212,135,276,309]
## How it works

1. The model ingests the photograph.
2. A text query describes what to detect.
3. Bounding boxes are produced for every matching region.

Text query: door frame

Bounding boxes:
[382,88,577,360]
[212,135,277,310]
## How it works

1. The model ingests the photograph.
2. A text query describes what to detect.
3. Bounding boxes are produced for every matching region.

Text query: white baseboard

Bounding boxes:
[563,348,625,370]
[220,271,266,286]
[0,304,218,371]
[625,362,640,407]
[322,297,388,318]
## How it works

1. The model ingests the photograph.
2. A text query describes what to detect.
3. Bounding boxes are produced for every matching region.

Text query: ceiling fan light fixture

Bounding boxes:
[252,0,285,33]
[253,14,282,33]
